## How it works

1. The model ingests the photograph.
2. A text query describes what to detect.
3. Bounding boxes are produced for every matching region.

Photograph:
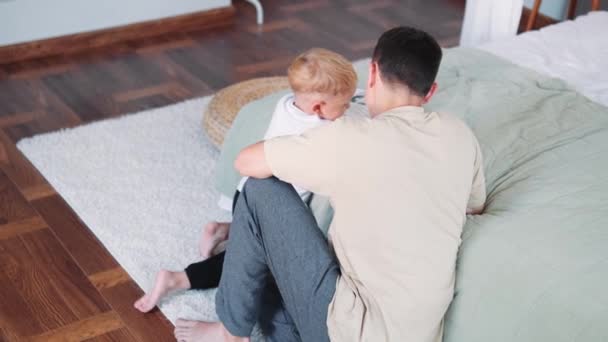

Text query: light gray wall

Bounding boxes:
[0,0,231,46]
[524,0,608,19]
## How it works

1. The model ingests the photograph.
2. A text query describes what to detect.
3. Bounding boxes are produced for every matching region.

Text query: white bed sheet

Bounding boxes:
[479,11,608,107]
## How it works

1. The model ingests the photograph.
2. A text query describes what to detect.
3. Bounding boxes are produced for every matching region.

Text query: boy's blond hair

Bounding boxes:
[287,48,357,96]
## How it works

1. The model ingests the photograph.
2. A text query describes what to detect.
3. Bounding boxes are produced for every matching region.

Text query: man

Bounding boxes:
[174,26,486,342]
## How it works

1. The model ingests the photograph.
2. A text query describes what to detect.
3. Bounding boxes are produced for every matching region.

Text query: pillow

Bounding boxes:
[213,90,289,200]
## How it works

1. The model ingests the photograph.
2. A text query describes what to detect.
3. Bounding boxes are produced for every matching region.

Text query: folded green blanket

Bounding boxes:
[213,48,608,342]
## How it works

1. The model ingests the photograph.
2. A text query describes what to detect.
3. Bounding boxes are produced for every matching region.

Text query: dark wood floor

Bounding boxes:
[0,1,465,340]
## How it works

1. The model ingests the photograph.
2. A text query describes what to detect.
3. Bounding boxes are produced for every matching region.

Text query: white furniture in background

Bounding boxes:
[245,0,264,24]
[460,0,523,47]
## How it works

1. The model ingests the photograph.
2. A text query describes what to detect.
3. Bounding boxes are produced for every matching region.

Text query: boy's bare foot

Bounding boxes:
[174,319,250,342]
[134,270,190,313]
[199,221,230,259]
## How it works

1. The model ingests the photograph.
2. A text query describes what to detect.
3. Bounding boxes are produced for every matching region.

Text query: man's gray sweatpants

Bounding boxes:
[215,177,340,342]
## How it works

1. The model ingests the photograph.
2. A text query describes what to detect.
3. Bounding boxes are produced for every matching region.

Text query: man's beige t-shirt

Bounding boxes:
[264,106,486,342]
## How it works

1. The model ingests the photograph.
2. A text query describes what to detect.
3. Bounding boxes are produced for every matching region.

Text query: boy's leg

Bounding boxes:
[199,222,230,258]
[200,191,239,258]
[215,177,340,341]
[134,270,190,313]
[184,252,225,290]
[190,189,242,288]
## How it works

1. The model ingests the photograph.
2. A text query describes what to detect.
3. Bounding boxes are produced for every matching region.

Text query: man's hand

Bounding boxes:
[234,141,273,179]
[466,205,484,215]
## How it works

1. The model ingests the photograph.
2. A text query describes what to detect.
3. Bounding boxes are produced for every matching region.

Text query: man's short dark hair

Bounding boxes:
[372,27,442,96]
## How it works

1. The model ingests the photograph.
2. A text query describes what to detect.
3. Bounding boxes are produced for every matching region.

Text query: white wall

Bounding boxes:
[0,0,231,47]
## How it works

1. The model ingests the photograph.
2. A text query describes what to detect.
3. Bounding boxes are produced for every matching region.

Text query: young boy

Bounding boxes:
[134,48,365,313]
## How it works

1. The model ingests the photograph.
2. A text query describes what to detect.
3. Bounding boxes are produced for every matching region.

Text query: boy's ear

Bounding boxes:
[423,82,438,104]
[312,102,323,115]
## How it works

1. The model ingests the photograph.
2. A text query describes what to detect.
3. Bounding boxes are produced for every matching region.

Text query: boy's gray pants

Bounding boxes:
[215,177,340,342]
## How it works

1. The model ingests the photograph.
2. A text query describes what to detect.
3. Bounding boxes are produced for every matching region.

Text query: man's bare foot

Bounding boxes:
[133,270,190,313]
[174,319,250,342]
[199,221,230,259]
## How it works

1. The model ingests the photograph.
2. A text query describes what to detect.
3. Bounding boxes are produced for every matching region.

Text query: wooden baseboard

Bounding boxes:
[519,6,559,32]
[0,6,235,65]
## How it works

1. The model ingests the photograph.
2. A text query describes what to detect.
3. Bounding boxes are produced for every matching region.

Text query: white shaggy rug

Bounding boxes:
[17,96,245,332]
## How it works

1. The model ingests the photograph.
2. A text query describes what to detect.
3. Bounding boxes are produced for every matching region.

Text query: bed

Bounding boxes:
[480,11,608,107]
[213,11,608,342]
[434,11,608,342]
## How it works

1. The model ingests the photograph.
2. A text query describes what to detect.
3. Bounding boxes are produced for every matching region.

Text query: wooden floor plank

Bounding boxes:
[235,56,294,77]
[20,183,57,201]
[0,250,48,338]
[31,195,119,276]
[112,81,191,103]
[82,327,140,342]
[147,53,214,97]
[0,141,6,165]
[7,61,76,80]
[99,281,174,342]
[21,229,112,319]
[0,169,37,225]
[135,36,198,55]
[280,0,329,12]
[0,78,40,115]
[89,267,132,291]
[0,216,47,240]
[0,326,21,342]
[5,84,83,143]
[165,44,238,90]
[0,131,50,193]
[29,311,124,342]
[0,236,80,332]
[0,110,43,128]
[0,227,115,340]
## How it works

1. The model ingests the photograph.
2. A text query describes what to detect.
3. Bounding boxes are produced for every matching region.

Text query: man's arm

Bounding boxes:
[238,122,341,196]
[234,141,272,179]
[466,136,486,215]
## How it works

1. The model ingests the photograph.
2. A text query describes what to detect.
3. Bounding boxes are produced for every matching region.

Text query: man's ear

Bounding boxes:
[368,62,378,89]
[423,82,438,104]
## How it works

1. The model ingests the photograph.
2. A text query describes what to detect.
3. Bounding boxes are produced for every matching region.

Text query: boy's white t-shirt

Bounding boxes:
[218,90,368,211]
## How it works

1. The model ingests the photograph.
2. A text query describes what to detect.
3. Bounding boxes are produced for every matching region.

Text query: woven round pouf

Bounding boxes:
[203,76,290,148]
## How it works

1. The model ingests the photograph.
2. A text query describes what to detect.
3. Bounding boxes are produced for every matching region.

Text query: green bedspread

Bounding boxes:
[430,49,608,342]
[213,48,608,341]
